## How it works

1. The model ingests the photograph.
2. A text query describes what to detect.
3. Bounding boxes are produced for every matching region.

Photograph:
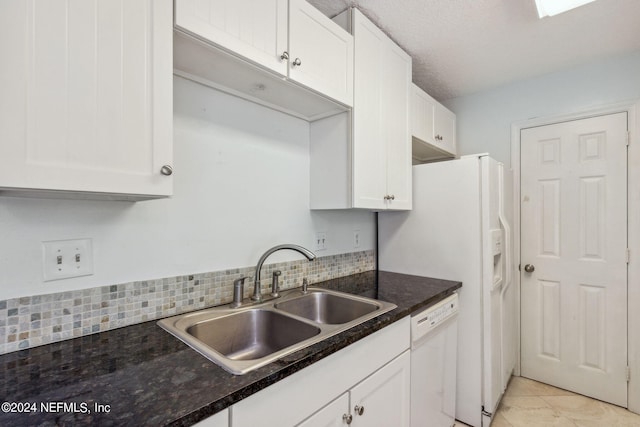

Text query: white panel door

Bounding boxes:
[350,351,411,427]
[0,0,173,198]
[175,0,288,76]
[288,0,353,107]
[520,112,628,406]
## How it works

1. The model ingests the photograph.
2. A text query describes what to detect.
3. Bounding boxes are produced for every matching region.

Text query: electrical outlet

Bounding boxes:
[315,232,327,251]
[43,238,94,281]
[353,230,361,248]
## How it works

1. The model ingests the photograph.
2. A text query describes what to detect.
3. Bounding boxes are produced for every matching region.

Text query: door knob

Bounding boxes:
[354,405,365,416]
[343,414,353,424]
[524,264,535,273]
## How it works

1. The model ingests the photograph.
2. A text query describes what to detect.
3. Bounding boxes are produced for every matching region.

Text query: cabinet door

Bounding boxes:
[297,394,349,427]
[410,84,456,162]
[411,84,435,145]
[175,0,288,76]
[231,318,411,427]
[0,0,173,199]
[350,351,411,427]
[288,0,353,106]
[434,103,456,155]
[351,10,387,210]
[382,43,412,210]
[192,408,228,427]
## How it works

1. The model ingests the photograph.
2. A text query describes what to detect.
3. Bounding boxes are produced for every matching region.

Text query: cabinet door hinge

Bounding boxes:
[626,248,631,264]
[627,366,631,382]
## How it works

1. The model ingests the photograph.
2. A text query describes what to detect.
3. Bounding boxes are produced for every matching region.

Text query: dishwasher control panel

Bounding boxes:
[411,293,459,341]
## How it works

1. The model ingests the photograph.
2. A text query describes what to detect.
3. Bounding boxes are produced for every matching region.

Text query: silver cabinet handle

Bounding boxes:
[292,58,302,67]
[343,414,353,424]
[524,264,535,273]
[390,195,395,200]
[160,165,173,176]
[280,51,289,61]
[435,135,443,141]
[354,405,364,416]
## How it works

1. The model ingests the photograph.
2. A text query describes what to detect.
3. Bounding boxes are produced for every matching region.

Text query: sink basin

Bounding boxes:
[158,287,396,375]
[274,292,379,324]
[187,309,320,360]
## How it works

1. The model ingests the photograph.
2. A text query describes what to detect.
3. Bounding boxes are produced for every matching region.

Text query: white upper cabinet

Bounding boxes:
[175,0,288,75]
[0,0,173,200]
[309,8,412,211]
[288,0,354,106]
[411,85,436,146]
[434,103,456,152]
[174,0,353,119]
[411,83,456,163]
[351,9,412,210]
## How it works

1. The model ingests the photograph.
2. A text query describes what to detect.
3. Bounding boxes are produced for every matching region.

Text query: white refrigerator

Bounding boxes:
[379,154,516,427]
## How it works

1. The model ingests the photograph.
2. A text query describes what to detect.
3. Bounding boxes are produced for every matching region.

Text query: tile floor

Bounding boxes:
[454,376,640,426]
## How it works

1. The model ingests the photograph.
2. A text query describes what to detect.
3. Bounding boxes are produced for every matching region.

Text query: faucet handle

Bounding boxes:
[231,276,251,308]
[271,270,282,298]
[234,275,251,287]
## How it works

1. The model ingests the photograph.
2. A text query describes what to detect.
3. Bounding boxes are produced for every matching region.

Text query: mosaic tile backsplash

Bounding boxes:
[0,250,374,355]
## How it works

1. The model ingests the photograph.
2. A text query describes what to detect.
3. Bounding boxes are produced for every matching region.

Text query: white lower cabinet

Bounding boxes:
[349,351,410,426]
[297,394,350,427]
[192,408,228,427]
[299,351,411,427]
[231,317,410,427]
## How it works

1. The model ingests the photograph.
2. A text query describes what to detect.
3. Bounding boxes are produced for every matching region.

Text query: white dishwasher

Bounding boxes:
[411,293,459,427]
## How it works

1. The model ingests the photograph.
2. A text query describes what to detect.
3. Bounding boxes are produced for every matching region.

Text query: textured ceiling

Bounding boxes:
[307,0,640,101]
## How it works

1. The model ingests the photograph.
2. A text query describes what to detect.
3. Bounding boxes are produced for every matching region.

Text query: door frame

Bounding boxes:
[510,100,640,411]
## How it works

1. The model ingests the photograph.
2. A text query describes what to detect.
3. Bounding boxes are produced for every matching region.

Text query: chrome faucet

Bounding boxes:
[252,244,316,302]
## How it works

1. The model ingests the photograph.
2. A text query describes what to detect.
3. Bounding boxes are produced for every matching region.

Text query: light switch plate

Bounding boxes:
[43,238,94,281]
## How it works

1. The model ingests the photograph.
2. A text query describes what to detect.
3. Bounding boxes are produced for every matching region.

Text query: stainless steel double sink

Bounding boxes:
[158,287,396,374]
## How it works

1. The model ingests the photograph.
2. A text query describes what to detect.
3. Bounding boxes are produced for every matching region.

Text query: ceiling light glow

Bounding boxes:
[535,0,597,18]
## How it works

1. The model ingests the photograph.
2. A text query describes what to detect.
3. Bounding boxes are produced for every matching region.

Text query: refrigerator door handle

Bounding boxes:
[497,163,512,292]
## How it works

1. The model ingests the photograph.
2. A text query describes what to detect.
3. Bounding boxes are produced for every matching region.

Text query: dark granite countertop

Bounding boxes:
[0,270,461,426]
